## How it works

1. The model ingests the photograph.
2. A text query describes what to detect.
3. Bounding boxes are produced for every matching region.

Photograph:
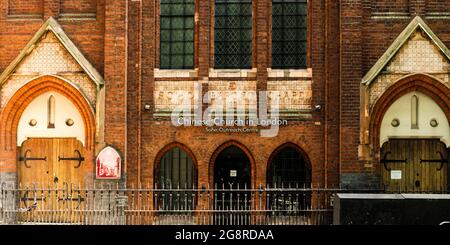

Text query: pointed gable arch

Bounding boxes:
[0,17,104,88]
[362,16,450,86]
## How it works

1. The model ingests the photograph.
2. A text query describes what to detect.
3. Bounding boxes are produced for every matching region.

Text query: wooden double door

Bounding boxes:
[381,139,449,193]
[18,138,86,223]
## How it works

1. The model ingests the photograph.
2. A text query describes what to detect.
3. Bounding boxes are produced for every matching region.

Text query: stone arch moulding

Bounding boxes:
[368,74,450,160]
[0,75,97,152]
[153,142,199,187]
[208,140,257,189]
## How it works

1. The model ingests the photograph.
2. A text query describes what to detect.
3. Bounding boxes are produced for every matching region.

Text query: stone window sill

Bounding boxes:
[58,13,97,21]
[154,69,198,78]
[209,68,257,78]
[267,68,312,78]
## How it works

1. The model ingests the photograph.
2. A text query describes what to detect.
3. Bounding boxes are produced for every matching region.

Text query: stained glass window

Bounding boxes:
[272,0,307,69]
[214,0,252,69]
[160,0,195,69]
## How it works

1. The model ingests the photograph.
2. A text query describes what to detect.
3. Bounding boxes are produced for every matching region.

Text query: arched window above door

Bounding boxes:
[380,91,450,147]
[17,91,85,146]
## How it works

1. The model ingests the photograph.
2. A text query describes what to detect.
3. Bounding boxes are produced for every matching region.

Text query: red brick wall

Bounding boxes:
[104,0,127,175]
[0,0,105,75]
[371,0,410,13]
[60,0,97,14]
[2,0,449,190]
[340,0,450,188]
[126,0,142,184]
[0,0,107,185]
[124,0,338,189]
[7,0,43,16]
[324,0,341,188]
[340,0,372,188]
[361,1,450,74]
[426,0,450,12]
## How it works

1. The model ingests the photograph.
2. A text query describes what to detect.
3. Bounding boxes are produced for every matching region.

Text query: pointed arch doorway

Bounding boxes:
[17,91,87,188]
[378,91,449,193]
[214,146,251,190]
[210,142,254,225]
[0,76,96,223]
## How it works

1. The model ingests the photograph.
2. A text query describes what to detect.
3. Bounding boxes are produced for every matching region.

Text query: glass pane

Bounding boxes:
[172,17,186,29]
[172,42,184,54]
[215,4,227,15]
[171,55,184,68]
[184,18,195,29]
[160,4,171,15]
[160,42,171,54]
[171,30,185,41]
[160,30,171,42]
[184,42,194,54]
[171,3,185,15]
[160,55,171,68]
[185,3,195,15]
[160,17,171,29]
[185,30,194,41]
[184,55,194,67]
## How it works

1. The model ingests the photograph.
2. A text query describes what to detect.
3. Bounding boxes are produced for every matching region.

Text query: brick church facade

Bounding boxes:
[0,0,450,196]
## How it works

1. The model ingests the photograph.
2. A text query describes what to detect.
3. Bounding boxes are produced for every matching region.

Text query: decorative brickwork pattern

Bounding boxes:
[208,80,257,112]
[369,30,450,108]
[154,81,197,113]
[267,80,312,111]
[15,33,82,73]
[0,32,97,109]
[386,31,449,73]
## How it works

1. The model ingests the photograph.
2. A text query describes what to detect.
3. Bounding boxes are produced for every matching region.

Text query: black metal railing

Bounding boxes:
[0,182,351,225]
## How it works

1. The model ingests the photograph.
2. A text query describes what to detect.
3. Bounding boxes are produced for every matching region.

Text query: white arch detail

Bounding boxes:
[380,91,450,147]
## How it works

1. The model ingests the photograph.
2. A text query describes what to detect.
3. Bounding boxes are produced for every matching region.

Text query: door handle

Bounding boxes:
[380,152,407,171]
[58,150,85,169]
[420,151,448,171]
[19,150,47,168]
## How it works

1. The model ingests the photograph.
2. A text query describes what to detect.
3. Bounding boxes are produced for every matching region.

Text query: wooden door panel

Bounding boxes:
[56,138,86,185]
[18,138,86,223]
[54,138,85,223]
[382,139,448,193]
[19,138,53,187]
[18,138,53,222]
